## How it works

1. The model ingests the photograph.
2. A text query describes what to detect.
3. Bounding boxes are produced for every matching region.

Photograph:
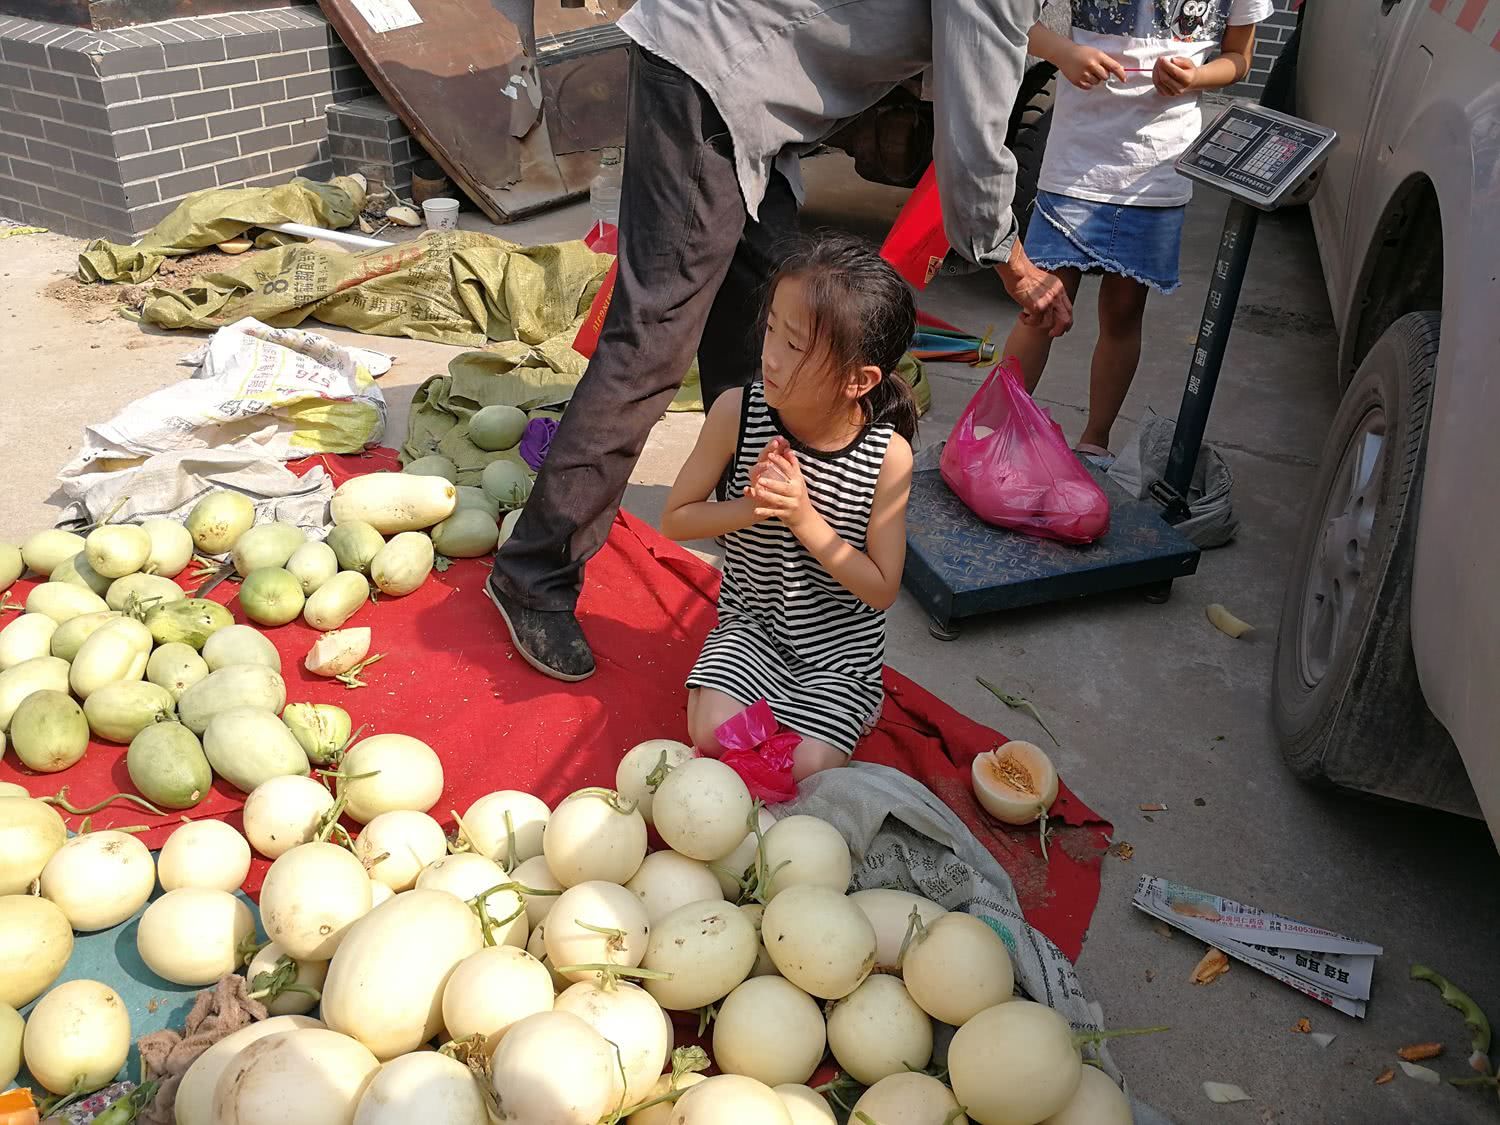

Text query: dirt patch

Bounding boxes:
[1236,302,1329,337]
[43,275,146,323]
[44,248,261,324]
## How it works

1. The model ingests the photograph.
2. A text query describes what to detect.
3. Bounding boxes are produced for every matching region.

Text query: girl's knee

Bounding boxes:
[793,739,848,782]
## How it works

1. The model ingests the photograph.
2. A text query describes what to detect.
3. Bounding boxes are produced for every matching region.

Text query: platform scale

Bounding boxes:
[904,104,1338,638]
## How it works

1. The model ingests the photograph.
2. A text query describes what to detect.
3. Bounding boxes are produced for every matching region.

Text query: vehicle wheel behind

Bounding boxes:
[1272,313,1478,815]
[1008,64,1056,241]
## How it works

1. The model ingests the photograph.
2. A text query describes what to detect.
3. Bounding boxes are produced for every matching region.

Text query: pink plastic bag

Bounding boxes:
[940,359,1111,544]
[715,699,800,804]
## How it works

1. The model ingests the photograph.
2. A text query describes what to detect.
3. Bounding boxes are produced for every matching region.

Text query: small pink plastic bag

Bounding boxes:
[715,699,800,803]
[940,359,1111,544]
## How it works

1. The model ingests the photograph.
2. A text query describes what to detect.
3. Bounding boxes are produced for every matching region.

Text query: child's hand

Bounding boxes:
[1153,56,1198,96]
[750,446,812,530]
[1059,44,1126,90]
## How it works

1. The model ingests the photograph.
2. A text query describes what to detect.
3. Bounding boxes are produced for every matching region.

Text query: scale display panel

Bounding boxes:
[1177,104,1337,210]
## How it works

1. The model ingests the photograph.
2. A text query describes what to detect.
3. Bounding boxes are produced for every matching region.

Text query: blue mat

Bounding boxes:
[11,883,264,1094]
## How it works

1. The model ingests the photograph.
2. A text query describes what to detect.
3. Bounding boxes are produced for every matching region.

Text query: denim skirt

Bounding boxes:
[1024,189,1185,294]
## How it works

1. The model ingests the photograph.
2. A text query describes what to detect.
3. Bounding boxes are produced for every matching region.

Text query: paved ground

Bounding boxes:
[4,157,1499,1124]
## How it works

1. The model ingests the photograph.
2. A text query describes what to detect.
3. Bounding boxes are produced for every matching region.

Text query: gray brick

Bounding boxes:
[0,59,30,87]
[231,79,284,109]
[263,96,315,126]
[37,186,85,217]
[257,51,309,80]
[312,92,337,116]
[237,123,291,153]
[95,178,128,207]
[334,110,393,139]
[214,151,270,185]
[328,133,361,158]
[172,88,232,118]
[43,119,109,154]
[82,198,131,234]
[149,118,209,148]
[53,166,102,201]
[278,25,328,51]
[182,136,237,165]
[127,199,178,232]
[137,68,201,98]
[100,75,139,102]
[224,30,280,59]
[91,44,166,77]
[60,97,110,131]
[157,165,218,199]
[124,180,159,207]
[0,86,11,111]
[27,68,76,99]
[13,89,61,119]
[269,140,322,172]
[164,37,226,67]
[0,130,25,157]
[119,147,183,183]
[289,118,324,145]
[111,129,149,155]
[26,138,74,170]
[284,70,334,100]
[73,149,122,181]
[0,177,40,206]
[1,38,47,67]
[10,157,55,187]
[199,59,257,87]
[302,160,334,182]
[207,107,263,136]
[0,107,45,139]
[45,45,101,77]
[108,97,177,129]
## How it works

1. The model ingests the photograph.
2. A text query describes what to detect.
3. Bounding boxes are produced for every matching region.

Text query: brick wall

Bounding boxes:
[1235,0,1298,97]
[0,7,374,240]
[326,95,424,200]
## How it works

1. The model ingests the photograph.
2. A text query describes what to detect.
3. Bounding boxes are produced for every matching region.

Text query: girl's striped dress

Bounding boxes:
[687,382,893,754]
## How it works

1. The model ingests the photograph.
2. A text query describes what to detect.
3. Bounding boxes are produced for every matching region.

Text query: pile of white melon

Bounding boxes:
[1,739,1133,1125]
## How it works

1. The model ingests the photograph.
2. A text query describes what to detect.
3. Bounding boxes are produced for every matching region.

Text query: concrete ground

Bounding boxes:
[4,156,1499,1124]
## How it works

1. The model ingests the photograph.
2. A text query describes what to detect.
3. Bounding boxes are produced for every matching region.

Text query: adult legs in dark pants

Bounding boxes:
[487,46,797,681]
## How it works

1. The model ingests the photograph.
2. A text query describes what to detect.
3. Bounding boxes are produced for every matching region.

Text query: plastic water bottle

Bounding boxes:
[590,146,623,229]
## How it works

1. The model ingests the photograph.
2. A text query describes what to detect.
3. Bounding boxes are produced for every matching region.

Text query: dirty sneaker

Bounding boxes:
[484,578,595,682]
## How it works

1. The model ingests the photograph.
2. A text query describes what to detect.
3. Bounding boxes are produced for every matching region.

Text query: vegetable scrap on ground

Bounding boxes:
[0,418,1138,1124]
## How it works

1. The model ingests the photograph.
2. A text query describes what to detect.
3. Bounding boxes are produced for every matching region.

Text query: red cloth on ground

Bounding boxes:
[0,449,1110,960]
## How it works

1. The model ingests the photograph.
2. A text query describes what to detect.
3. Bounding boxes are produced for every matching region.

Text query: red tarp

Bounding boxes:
[0,450,1110,959]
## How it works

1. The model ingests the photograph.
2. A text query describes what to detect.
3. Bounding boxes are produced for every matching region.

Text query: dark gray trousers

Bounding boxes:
[491,46,797,611]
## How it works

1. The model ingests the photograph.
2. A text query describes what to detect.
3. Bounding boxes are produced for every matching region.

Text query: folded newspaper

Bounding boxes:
[1134,874,1383,1018]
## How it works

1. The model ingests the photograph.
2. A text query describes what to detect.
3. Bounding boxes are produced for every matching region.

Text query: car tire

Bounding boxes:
[1008,63,1056,241]
[1272,313,1478,815]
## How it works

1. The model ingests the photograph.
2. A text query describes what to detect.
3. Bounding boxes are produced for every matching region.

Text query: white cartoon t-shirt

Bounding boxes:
[1038,0,1274,206]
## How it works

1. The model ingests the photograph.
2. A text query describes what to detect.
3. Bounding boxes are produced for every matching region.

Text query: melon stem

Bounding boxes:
[1073,1025,1170,1049]
[42,788,166,818]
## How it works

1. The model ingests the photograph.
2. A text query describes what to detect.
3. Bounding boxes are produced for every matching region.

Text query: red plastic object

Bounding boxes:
[714,699,800,803]
[573,221,619,359]
[941,359,1111,544]
[879,163,950,290]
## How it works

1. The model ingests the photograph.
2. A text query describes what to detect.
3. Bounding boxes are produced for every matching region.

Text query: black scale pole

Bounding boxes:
[1152,197,1260,524]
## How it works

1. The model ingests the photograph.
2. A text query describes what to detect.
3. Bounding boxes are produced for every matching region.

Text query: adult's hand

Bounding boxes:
[1059,43,1127,90]
[996,242,1073,338]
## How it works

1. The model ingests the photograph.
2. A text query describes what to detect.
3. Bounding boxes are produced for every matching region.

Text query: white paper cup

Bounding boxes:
[422,197,460,230]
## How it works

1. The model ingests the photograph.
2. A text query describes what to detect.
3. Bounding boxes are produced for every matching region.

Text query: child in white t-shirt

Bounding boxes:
[1001,0,1271,466]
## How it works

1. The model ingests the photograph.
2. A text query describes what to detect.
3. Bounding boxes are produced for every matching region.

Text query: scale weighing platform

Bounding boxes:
[904,103,1337,638]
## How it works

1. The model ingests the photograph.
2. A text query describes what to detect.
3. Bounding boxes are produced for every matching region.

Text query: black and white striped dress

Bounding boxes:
[687,382,893,755]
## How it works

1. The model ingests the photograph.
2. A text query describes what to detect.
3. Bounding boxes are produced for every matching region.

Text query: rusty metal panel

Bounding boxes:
[317,0,635,223]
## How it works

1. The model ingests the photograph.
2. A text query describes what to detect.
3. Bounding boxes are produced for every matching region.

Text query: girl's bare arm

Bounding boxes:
[659,390,762,542]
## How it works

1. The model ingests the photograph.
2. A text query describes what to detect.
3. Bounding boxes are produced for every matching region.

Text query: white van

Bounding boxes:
[1265,3,1500,844]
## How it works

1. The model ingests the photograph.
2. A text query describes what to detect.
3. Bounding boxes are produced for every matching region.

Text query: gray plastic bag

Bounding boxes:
[1109,410,1238,548]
